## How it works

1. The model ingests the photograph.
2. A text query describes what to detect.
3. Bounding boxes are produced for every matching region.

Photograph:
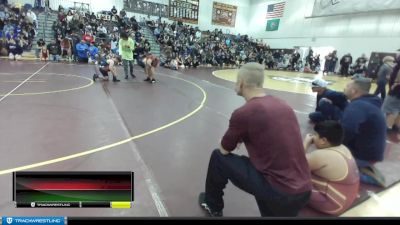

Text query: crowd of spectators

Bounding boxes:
[0,3,37,60]
[36,5,152,65]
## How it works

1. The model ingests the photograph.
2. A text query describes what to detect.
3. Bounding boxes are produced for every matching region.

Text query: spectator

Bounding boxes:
[199,63,311,217]
[111,6,117,20]
[35,38,45,58]
[303,121,359,216]
[0,38,8,56]
[309,78,348,124]
[26,9,37,28]
[47,39,61,62]
[8,38,22,60]
[351,53,368,79]
[82,32,94,44]
[342,78,387,187]
[66,10,73,24]
[382,55,400,133]
[88,41,99,64]
[340,53,353,77]
[76,40,89,62]
[374,56,395,101]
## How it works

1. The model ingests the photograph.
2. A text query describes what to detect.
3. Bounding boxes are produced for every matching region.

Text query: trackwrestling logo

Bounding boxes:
[2,217,65,225]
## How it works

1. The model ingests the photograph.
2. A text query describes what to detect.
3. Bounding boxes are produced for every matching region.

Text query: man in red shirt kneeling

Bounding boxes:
[199,63,312,217]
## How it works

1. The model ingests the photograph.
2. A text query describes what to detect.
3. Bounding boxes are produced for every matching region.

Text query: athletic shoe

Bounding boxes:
[93,73,99,81]
[151,79,156,83]
[131,74,136,78]
[360,166,386,188]
[144,78,151,82]
[198,192,222,217]
[113,77,121,82]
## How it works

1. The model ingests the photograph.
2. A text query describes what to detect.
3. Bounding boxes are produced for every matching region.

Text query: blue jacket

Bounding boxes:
[342,95,386,162]
[76,43,88,59]
[316,89,348,111]
[88,46,99,59]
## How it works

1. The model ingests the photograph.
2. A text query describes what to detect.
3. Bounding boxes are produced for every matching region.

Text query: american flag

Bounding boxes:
[266,2,286,19]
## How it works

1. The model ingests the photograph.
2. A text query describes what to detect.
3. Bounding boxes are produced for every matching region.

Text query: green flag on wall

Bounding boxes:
[266,19,280,31]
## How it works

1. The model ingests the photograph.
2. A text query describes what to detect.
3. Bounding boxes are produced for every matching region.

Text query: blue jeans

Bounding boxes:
[204,150,311,216]
[51,54,60,62]
[309,98,343,123]
[355,159,373,168]
[122,59,134,77]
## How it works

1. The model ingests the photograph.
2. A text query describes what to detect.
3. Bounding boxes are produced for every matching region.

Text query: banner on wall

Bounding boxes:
[169,0,199,24]
[123,0,169,17]
[311,0,400,17]
[266,19,280,31]
[211,2,237,28]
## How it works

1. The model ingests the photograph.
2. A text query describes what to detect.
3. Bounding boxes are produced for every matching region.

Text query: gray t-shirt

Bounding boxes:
[377,63,393,82]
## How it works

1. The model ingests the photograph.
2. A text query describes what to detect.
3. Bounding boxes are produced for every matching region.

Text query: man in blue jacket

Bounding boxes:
[309,78,348,123]
[76,40,89,63]
[88,41,99,64]
[342,78,387,187]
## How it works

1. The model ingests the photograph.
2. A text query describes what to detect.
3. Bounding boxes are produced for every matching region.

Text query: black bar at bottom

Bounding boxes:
[81,202,110,208]
[16,202,80,208]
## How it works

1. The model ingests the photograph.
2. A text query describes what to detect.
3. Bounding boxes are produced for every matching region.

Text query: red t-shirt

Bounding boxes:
[221,95,312,194]
[82,34,93,44]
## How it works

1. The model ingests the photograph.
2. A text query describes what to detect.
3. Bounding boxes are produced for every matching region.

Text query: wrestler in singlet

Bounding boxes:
[308,145,360,215]
[143,54,159,83]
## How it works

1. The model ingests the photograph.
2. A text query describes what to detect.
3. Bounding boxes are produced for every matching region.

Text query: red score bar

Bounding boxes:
[19,180,132,190]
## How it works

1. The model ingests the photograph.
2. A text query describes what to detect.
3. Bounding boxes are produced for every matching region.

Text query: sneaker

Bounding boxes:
[198,192,222,217]
[151,79,156,83]
[125,76,128,79]
[93,74,99,81]
[144,78,151,82]
[360,166,386,188]
[131,74,136,78]
[113,78,121,82]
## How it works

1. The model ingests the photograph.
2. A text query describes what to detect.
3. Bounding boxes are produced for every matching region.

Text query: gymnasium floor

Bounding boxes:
[0,60,399,217]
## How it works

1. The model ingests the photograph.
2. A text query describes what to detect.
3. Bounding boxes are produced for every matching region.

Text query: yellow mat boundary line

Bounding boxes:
[0,74,207,175]
[0,73,93,96]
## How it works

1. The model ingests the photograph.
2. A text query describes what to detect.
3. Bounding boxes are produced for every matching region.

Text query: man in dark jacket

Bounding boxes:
[340,53,352,77]
[309,78,348,123]
[342,78,387,187]
[47,40,61,62]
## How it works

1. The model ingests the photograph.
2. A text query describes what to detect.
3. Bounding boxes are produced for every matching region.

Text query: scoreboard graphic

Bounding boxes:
[13,172,134,208]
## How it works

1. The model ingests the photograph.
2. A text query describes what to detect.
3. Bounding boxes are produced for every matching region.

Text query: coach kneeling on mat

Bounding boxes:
[199,63,312,217]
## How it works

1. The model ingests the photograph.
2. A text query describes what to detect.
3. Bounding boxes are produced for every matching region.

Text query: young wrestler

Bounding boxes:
[93,55,121,82]
[303,120,359,215]
[143,53,160,83]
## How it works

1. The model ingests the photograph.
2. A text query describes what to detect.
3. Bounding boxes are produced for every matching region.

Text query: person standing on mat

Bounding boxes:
[342,78,387,187]
[199,62,312,217]
[143,53,159,84]
[374,56,395,101]
[303,121,359,216]
[119,32,136,80]
[93,55,121,82]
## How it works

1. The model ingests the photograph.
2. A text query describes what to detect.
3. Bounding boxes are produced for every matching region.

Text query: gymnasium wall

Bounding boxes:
[8,0,399,58]
[7,0,250,34]
[248,0,400,58]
